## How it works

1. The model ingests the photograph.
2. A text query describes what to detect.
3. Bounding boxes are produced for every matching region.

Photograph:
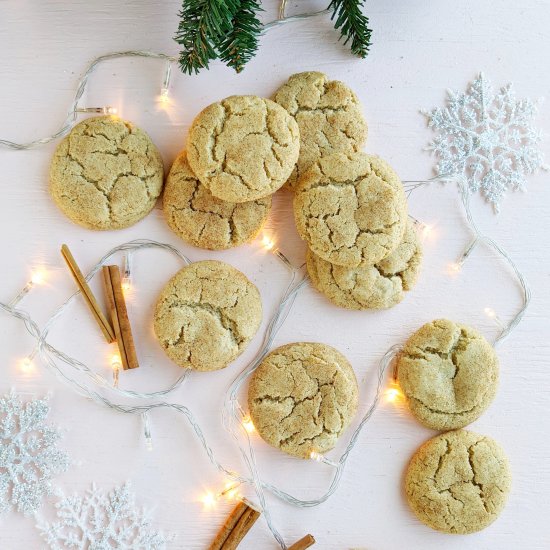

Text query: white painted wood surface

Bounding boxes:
[1,1,549,548]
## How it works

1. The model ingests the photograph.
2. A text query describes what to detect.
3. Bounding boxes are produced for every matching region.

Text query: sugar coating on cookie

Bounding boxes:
[50,116,164,230]
[397,319,499,430]
[154,260,262,371]
[248,342,358,458]
[187,95,300,203]
[405,430,511,534]
[163,151,271,250]
[274,71,368,189]
[307,219,422,309]
[294,152,407,267]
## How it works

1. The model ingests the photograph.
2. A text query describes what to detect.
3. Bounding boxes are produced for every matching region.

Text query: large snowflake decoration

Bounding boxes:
[38,483,173,550]
[424,73,546,212]
[0,390,69,515]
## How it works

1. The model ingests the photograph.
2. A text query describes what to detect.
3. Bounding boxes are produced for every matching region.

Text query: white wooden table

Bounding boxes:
[1,1,549,548]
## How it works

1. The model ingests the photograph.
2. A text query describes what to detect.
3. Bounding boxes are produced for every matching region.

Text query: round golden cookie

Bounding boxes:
[294,152,407,268]
[154,260,262,372]
[187,95,300,203]
[405,430,511,534]
[163,151,271,250]
[397,319,499,430]
[307,219,422,309]
[273,71,368,190]
[248,342,358,459]
[50,116,164,230]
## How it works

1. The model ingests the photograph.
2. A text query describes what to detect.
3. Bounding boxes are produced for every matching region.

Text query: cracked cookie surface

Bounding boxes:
[50,116,164,230]
[154,260,262,371]
[397,319,499,430]
[405,430,511,534]
[293,152,407,267]
[248,342,358,458]
[163,151,271,250]
[274,71,368,190]
[307,219,422,310]
[187,95,300,203]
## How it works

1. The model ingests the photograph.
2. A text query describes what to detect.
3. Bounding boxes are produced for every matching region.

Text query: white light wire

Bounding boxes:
[0,9,327,151]
[0,175,532,548]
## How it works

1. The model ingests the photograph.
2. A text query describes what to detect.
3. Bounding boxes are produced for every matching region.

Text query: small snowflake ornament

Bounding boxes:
[424,73,546,212]
[38,483,172,550]
[0,390,70,515]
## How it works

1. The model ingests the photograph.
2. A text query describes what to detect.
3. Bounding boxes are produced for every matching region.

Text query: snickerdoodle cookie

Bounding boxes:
[307,219,422,309]
[274,71,368,189]
[50,116,164,230]
[294,152,407,267]
[405,430,511,534]
[187,95,300,203]
[248,342,358,458]
[154,261,262,371]
[163,151,271,250]
[397,319,499,430]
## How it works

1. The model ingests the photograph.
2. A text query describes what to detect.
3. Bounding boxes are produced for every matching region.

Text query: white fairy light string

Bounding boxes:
[0,43,535,548]
[0,5,327,152]
[0,170,531,548]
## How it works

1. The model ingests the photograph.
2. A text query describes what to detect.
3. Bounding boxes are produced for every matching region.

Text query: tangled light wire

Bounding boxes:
[0,176,531,548]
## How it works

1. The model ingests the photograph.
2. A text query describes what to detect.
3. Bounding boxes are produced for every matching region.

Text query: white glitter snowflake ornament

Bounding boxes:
[0,390,69,516]
[38,483,173,550]
[424,73,546,212]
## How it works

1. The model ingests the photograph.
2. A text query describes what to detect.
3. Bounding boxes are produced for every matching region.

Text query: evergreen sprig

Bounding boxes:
[175,0,240,74]
[328,0,372,58]
[174,0,373,74]
[218,0,263,73]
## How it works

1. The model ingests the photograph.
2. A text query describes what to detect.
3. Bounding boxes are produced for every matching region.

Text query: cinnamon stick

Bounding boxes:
[220,504,260,550]
[61,244,115,343]
[288,534,316,550]
[208,501,248,550]
[102,265,139,370]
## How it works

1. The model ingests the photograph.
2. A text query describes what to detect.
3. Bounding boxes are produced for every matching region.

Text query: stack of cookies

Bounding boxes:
[273,72,422,310]
[163,95,300,250]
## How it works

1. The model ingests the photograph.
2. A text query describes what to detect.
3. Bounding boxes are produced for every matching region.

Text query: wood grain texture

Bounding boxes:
[0,1,549,549]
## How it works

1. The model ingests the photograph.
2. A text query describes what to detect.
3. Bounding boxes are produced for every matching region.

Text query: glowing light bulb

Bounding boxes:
[159,89,170,104]
[20,357,34,374]
[219,482,240,501]
[484,307,496,319]
[385,388,400,402]
[121,279,131,293]
[103,106,118,115]
[310,451,322,462]
[242,416,255,433]
[111,354,122,370]
[202,491,216,507]
[420,223,433,239]
[111,354,122,387]
[31,270,45,285]
[262,235,275,251]
[449,262,462,273]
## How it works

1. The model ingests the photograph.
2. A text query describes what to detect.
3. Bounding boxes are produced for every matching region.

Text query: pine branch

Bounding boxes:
[219,0,263,73]
[174,0,240,74]
[328,0,372,58]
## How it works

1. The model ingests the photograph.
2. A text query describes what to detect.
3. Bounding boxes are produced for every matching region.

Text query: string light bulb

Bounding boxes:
[242,415,255,433]
[19,356,35,374]
[121,251,133,293]
[76,106,118,115]
[9,269,46,307]
[262,235,275,251]
[484,307,505,329]
[159,61,173,104]
[202,491,216,508]
[309,451,322,462]
[385,380,404,404]
[111,354,122,387]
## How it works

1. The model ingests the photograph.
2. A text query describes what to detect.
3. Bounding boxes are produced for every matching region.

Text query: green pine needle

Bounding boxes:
[328,0,372,58]
[175,0,240,74]
[219,0,263,73]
